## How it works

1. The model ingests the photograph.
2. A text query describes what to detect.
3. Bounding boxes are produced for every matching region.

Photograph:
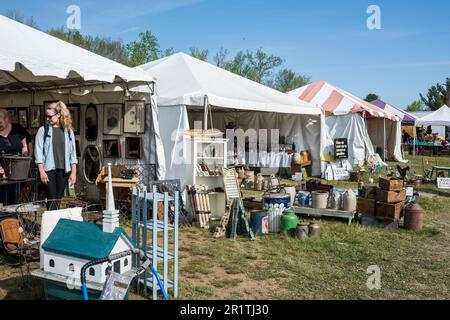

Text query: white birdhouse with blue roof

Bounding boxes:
[41,219,135,283]
[37,163,134,286]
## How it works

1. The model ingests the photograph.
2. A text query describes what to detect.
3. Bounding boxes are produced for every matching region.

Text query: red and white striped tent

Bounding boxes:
[288,80,404,164]
[289,80,400,120]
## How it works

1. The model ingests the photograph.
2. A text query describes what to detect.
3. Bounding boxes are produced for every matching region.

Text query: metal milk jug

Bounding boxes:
[343,189,357,212]
[308,220,321,239]
[255,173,265,191]
[295,222,309,240]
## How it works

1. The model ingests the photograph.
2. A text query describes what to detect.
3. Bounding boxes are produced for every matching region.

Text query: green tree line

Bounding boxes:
[6,11,309,93]
[7,11,447,102]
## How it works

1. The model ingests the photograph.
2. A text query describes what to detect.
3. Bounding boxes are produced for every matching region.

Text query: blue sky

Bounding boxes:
[1,0,449,108]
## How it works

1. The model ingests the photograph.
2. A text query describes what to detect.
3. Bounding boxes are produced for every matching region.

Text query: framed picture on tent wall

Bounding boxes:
[103,138,121,158]
[17,107,28,128]
[30,105,44,128]
[67,104,80,134]
[103,104,122,136]
[125,137,143,159]
[124,100,145,134]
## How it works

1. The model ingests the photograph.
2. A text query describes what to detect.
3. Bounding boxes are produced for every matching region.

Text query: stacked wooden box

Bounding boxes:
[357,177,406,222]
[357,186,377,216]
[375,177,406,221]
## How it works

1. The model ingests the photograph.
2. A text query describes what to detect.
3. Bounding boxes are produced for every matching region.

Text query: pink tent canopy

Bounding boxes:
[288,80,400,121]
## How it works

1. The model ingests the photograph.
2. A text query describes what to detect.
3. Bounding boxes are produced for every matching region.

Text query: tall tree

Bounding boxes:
[189,48,209,61]
[126,31,161,67]
[268,69,311,93]
[6,10,39,29]
[420,79,449,111]
[405,100,428,112]
[47,28,129,65]
[216,48,284,85]
[47,27,90,49]
[214,47,229,68]
[364,93,379,102]
[85,35,129,65]
[248,48,284,84]
[162,48,175,57]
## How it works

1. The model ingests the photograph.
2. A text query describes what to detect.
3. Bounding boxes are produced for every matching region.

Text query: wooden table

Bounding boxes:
[292,206,356,225]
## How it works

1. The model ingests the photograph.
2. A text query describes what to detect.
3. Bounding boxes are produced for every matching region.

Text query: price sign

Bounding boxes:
[437,178,450,189]
[334,138,348,160]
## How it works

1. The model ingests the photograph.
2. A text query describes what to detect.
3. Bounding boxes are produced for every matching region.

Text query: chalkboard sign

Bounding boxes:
[334,138,348,160]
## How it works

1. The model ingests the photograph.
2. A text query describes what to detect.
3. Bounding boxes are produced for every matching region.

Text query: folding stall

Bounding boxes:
[288,80,403,165]
[0,15,164,201]
[414,105,450,155]
[136,53,327,189]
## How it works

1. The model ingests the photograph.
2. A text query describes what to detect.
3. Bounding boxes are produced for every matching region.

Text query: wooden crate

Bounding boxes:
[376,201,404,220]
[376,188,406,203]
[362,186,377,199]
[379,177,404,191]
[357,198,376,216]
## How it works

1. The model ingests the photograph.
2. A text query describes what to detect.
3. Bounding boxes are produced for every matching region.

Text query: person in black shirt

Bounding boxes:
[0,109,29,205]
[10,115,33,156]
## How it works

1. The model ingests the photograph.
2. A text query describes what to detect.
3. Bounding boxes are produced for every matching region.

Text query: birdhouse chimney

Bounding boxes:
[103,163,119,233]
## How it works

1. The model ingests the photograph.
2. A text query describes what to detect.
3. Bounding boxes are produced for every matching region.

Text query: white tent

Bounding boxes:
[288,81,404,165]
[415,105,450,126]
[0,15,165,198]
[413,105,450,154]
[136,52,326,187]
[0,15,154,91]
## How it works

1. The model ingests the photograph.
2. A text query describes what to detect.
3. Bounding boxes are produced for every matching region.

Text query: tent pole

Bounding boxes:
[363,112,367,162]
[383,118,386,162]
[413,122,416,157]
[203,95,208,130]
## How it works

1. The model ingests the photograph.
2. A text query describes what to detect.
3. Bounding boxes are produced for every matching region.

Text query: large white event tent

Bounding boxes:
[136,52,327,187]
[0,15,165,190]
[413,105,450,153]
[415,105,450,127]
[288,80,404,165]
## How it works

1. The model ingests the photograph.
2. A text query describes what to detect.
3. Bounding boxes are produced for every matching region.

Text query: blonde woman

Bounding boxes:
[35,101,78,207]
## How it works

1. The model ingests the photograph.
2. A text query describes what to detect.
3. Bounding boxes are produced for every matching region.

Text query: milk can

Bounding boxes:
[404,203,424,231]
[255,173,265,191]
[295,222,309,240]
[308,220,321,239]
[343,189,357,212]
[330,192,342,210]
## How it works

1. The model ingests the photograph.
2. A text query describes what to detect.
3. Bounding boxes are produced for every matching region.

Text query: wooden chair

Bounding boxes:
[0,217,21,252]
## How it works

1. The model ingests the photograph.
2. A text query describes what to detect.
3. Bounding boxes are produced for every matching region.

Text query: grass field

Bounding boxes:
[1,155,449,300]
